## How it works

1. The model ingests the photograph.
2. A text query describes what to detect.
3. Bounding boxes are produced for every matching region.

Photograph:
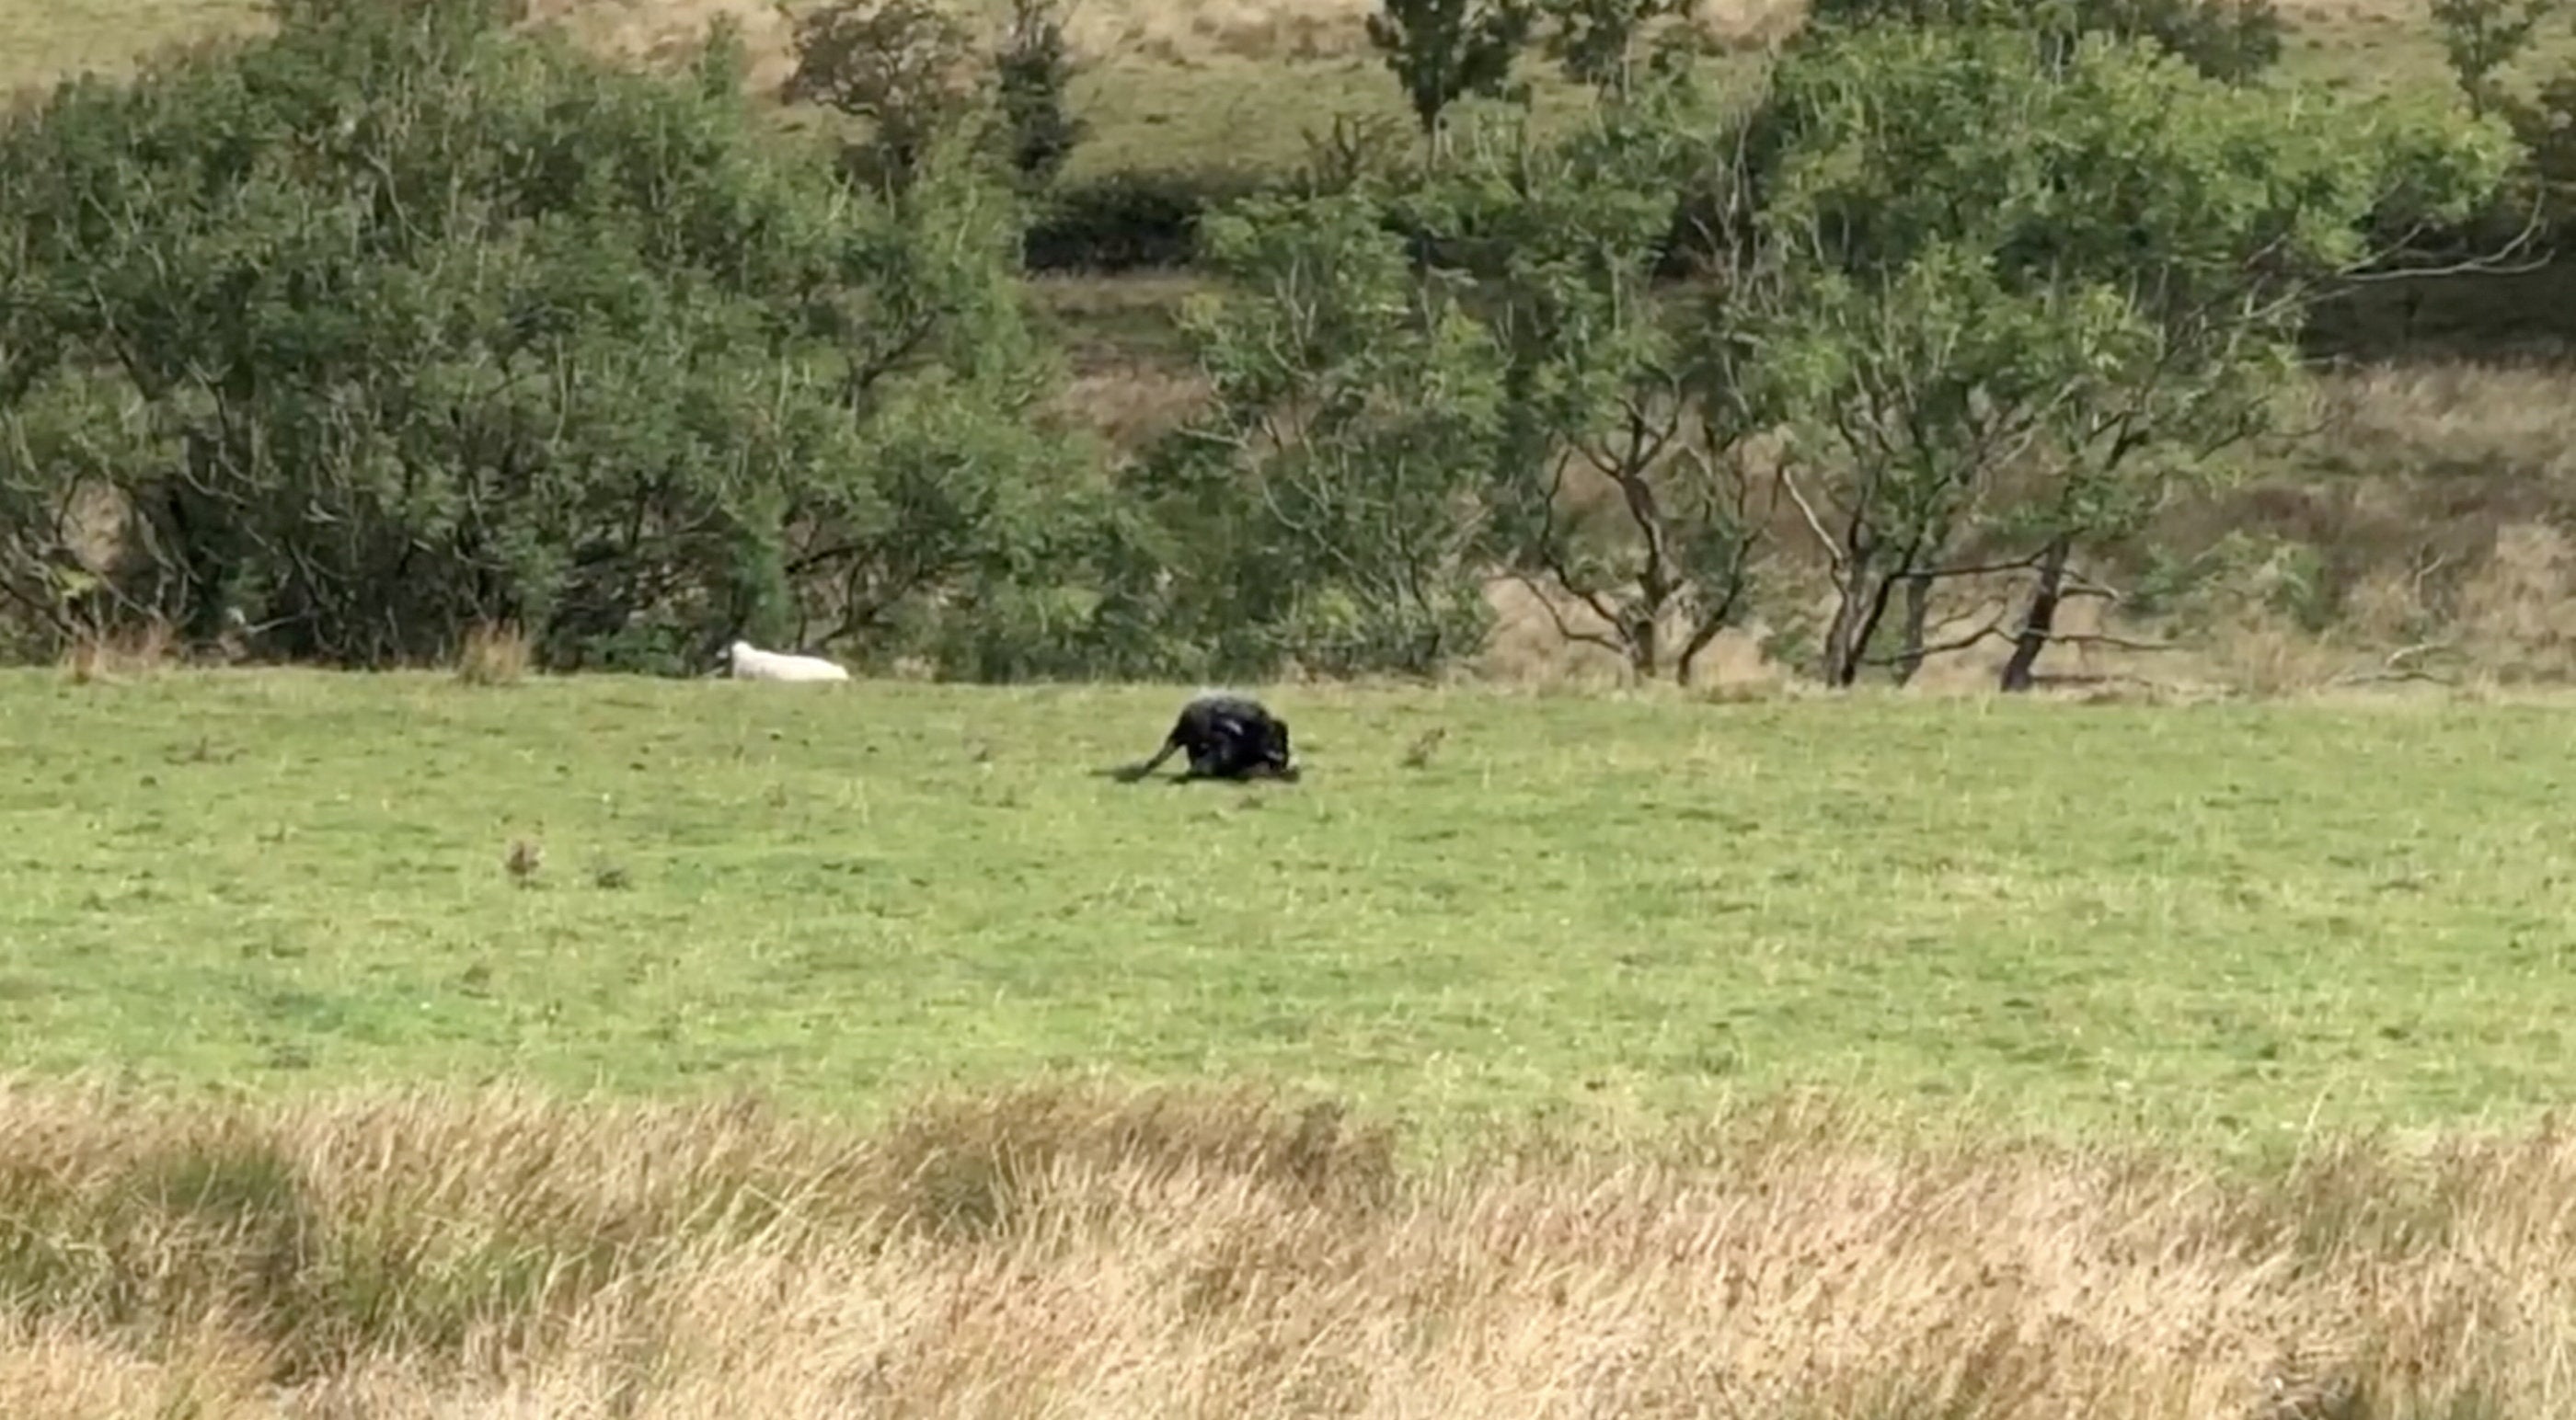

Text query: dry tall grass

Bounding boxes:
[523,0,2453,73]
[525,0,1785,71]
[452,620,533,686]
[2154,359,2576,689]
[4,1077,2573,1418]
[1464,355,2576,694]
[56,619,177,684]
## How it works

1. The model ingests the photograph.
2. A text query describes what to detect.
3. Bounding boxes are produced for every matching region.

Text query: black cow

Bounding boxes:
[1113,692,1301,784]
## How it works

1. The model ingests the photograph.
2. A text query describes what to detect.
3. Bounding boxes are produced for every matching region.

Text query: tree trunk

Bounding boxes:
[1819,560,1874,687]
[1676,622,1713,687]
[1627,604,1660,684]
[1998,536,2072,693]
[1891,570,1933,688]
[1823,554,1912,688]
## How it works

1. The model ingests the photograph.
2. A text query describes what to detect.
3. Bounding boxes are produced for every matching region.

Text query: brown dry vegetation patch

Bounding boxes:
[55,619,178,683]
[525,0,800,86]
[536,0,2450,72]
[529,0,1791,73]
[3,1077,2573,1417]
[451,619,533,685]
[2134,360,2576,687]
[0,0,2470,98]
[1478,354,2576,693]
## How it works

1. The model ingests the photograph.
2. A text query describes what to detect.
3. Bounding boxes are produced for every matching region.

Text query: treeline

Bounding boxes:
[0,0,2524,683]
[1019,0,2561,291]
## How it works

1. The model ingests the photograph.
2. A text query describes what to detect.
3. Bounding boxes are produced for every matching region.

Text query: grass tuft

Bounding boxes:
[58,620,175,684]
[454,621,532,686]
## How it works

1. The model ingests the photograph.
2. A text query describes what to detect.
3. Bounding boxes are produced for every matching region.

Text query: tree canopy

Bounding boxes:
[0,0,1087,673]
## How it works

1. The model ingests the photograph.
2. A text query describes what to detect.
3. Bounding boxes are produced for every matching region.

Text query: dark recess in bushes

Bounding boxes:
[1022,169,1289,271]
[1020,164,1742,279]
[1019,167,2560,361]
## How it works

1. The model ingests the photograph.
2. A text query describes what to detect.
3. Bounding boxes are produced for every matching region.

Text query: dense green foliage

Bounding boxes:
[1750,27,2514,684]
[1132,192,1512,676]
[2425,0,2576,252]
[1157,17,2510,683]
[1366,0,1538,145]
[0,0,1097,673]
[0,0,2524,682]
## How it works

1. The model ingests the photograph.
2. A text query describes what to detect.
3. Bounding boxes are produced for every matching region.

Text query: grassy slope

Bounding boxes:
[0,0,2516,167]
[12,0,2576,357]
[8,669,2576,1141]
[0,0,261,93]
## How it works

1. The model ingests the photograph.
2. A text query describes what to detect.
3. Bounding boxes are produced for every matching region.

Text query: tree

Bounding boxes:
[2430,0,2562,118]
[2425,0,2576,258]
[993,0,1086,190]
[1758,244,2093,686]
[1409,71,1776,683]
[1134,191,1509,678]
[0,0,1088,673]
[1130,63,1787,685]
[1755,26,2517,688]
[784,0,1087,199]
[781,0,986,191]
[1535,0,1705,95]
[1365,0,1538,155]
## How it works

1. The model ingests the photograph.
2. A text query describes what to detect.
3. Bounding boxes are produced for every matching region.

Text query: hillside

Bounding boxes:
[0,0,2516,176]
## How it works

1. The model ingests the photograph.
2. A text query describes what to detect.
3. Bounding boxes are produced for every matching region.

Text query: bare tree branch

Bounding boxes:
[1858,608,2010,666]
[2044,630,2179,653]
[1777,465,1843,568]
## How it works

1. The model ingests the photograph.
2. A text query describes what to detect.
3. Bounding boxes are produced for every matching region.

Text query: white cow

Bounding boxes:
[721,639,850,683]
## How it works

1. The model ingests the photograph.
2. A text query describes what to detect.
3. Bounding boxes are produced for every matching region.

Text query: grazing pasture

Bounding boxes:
[6,669,2574,1144]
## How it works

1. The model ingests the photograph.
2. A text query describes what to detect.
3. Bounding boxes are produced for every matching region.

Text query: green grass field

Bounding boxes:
[8,669,2575,1144]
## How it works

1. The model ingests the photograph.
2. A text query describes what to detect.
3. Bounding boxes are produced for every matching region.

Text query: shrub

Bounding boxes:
[0,0,1092,675]
[994,0,1085,191]
[453,621,531,685]
[1132,190,1510,679]
[1021,168,1288,271]
[780,0,985,191]
[1798,0,2285,83]
[1365,0,1539,150]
